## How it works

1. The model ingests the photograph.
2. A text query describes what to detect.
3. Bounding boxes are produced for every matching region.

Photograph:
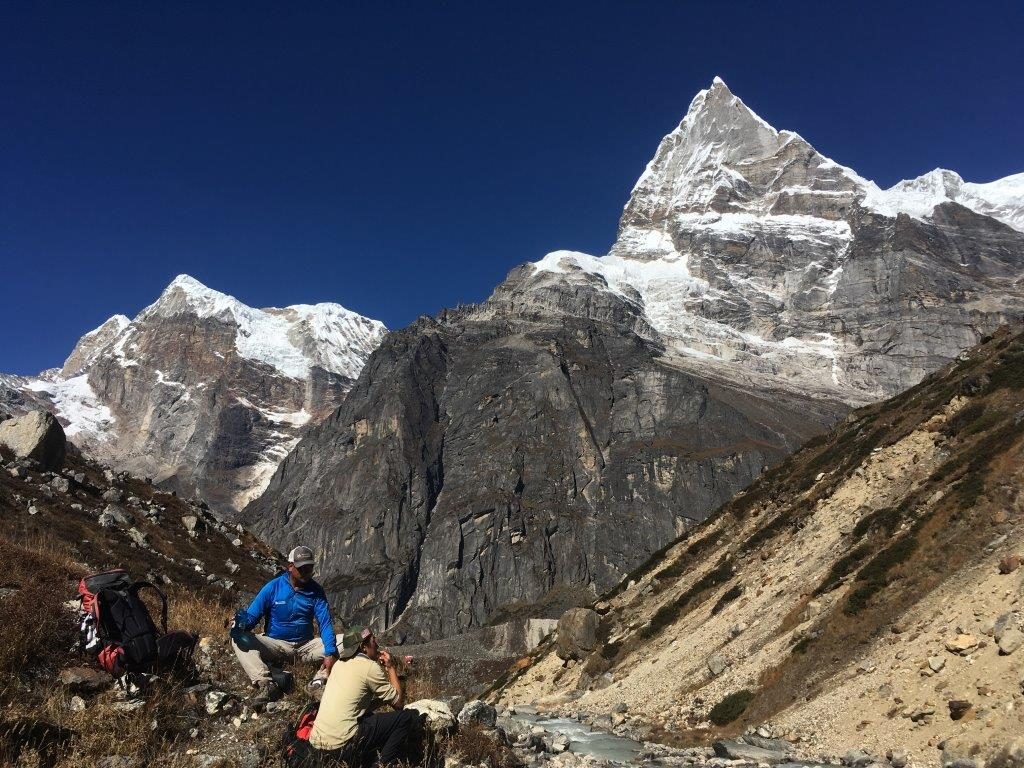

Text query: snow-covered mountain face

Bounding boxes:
[12,275,386,512]
[531,78,1024,403]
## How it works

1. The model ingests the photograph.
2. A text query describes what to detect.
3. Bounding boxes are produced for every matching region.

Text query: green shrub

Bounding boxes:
[639,557,734,639]
[710,584,743,615]
[814,543,869,595]
[851,506,903,539]
[988,345,1024,391]
[943,401,986,437]
[708,689,754,725]
[842,535,918,615]
[791,636,813,654]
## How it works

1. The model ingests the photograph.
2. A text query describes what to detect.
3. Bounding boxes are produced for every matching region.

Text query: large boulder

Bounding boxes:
[405,699,456,732]
[0,410,66,470]
[556,608,600,661]
[457,700,497,728]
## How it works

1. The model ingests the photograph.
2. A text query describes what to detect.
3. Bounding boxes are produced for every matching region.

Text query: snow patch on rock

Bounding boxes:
[25,375,114,439]
[145,275,387,379]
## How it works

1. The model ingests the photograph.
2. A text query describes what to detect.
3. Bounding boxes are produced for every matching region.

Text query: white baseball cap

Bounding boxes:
[287,545,315,568]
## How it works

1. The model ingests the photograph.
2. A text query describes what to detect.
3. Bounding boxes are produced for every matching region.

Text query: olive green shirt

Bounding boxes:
[309,654,398,750]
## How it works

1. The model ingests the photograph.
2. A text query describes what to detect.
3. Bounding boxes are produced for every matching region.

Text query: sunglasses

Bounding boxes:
[291,563,314,575]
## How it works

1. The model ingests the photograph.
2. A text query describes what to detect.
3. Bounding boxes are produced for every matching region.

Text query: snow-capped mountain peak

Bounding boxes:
[533,80,1024,403]
[141,274,387,380]
[8,275,389,512]
[60,314,132,377]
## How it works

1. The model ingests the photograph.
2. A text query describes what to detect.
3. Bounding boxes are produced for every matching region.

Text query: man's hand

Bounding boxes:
[378,649,395,669]
[323,653,337,673]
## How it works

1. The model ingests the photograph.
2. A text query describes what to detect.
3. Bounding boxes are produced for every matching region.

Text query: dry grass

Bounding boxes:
[443,724,520,768]
[0,539,80,690]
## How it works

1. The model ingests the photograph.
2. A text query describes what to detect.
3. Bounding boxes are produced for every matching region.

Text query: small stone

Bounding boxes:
[205,690,234,715]
[998,628,1024,655]
[59,666,113,692]
[888,751,908,768]
[102,488,124,503]
[127,527,149,548]
[999,555,1022,574]
[945,634,979,655]
[707,654,729,676]
[69,695,86,711]
[928,656,946,672]
[992,613,1014,641]
[948,700,973,720]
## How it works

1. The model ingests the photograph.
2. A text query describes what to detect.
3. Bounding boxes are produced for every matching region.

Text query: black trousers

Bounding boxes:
[312,709,418,768]
[354,709,418,765]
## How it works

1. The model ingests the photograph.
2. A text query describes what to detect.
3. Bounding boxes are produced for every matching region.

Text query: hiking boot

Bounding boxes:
[251,680,282,706]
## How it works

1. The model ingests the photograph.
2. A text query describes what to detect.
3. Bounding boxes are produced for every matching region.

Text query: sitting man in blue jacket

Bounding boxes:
[230,545,341,703]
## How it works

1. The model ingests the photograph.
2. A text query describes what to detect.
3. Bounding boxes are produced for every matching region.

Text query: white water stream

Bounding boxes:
[509,711,645,764]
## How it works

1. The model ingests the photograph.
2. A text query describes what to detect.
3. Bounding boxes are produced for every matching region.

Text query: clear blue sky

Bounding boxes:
[2,1,1022,375]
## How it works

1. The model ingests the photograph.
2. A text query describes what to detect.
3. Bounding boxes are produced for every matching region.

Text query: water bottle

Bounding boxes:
[230,609,249,640]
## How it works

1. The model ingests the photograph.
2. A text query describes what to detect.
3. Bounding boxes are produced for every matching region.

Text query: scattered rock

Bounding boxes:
[204,690,237,715]
[102,504,131,526]
[713,740,788,764]
[842,749,875,767]
[50,476,70,494]
[992,612,1014,641]
[948,700,972,720]
[0,410,66,470]
[439,695,465,718]
[945,634,979,655]
[102,488,124,503]
[182,514,205,535]
[112,700,145,712]
[707,654,729,676]
[928,656,946,672]
[59,666,113,692]
[127,528,149,548]
[69,695,86,712]
[458,700,497,728]
[887,750,908,768]
[98,757,140,768]
[999,555,1022,574]
[998,628,1024,655]
[406,699,456,732]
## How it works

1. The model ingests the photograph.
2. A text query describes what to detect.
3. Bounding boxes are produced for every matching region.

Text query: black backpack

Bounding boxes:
[78,569,197,677]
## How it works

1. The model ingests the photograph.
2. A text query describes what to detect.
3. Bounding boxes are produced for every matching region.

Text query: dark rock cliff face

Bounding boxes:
[246,275,844,640]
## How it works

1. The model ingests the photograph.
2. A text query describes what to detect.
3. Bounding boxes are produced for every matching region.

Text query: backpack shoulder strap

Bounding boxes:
[131,581,168,634]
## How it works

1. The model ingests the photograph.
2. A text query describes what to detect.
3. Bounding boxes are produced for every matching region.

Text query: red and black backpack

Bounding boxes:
[282,703,319,768]
[77,569,197,677]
